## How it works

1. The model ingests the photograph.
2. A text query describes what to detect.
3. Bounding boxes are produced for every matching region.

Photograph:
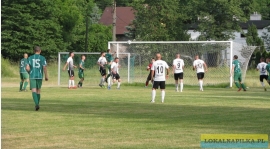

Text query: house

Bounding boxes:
[99,7,135,41]
[188,13,270,49]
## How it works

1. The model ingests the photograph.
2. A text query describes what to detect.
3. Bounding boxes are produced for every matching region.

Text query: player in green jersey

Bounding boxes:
[231,55,247,92]
[105,49,115,84]
[266,58,270,84]
[19,53,29,91]
[26,46,48,111]
[77,55,86,88]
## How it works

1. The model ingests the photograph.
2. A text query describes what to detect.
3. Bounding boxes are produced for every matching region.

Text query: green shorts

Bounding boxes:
[30,79,43,90]
[234,73,242,82]
[78,72,84,79]
[20,73,29,80]
[106,64,111,72]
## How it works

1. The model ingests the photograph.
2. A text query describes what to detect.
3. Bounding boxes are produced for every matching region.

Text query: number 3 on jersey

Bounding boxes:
[32,59,40,68]
[156,66,163,74]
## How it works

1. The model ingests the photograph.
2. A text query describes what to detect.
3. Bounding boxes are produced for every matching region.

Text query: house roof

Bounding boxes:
[99,7,135,35]
[240,20,270,29]
[188,20,270,30]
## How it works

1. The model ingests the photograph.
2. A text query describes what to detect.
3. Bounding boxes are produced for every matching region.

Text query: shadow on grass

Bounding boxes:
[2,97,270,135]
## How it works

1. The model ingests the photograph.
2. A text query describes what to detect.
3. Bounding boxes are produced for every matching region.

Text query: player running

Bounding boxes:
[150,53,169,103]
[77,55,86,88]
[193,55,207,91]
[173,53,184,92]
[63,52,77,89]
[111,57,121,89]
[105,49,115,86]
[97,52,107,88]
[145,58,155,87]
[19,53,29,91]
[266,58,270,85]
[26,46,48,111]
[256,57,269,91]
[231,55,247,92]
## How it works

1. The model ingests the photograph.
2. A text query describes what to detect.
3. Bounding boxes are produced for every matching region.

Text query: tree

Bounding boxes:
[129,0,189,41]
[246,24,265,66]
[262,26,270,52]
[1,0,67,61]
[188,0,249,40]
[254,0,270,20]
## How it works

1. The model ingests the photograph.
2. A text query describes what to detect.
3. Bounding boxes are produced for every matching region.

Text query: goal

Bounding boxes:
[108,41,256,87]
[57,52,132,86]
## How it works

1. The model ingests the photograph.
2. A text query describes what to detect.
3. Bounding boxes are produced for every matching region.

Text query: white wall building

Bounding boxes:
[187,14,270,51]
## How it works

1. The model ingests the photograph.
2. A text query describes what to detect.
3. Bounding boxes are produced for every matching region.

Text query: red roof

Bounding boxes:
[99,7,135,35]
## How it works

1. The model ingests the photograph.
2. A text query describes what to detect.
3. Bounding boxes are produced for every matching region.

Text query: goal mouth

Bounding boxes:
[107,41,255,87]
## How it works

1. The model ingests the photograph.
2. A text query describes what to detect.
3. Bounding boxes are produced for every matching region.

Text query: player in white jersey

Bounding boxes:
[110,57,121,89]
[97,52,107,88]
[63,52,77,89]
[173,53,184,92]
[150,53,169,103]
[193,55,208,91]
[256,57,269,91]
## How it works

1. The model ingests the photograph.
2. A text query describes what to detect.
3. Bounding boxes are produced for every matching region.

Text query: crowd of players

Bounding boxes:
[19,47,270,110]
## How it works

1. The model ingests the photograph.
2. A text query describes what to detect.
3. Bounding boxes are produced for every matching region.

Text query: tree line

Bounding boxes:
[2,0,270,62]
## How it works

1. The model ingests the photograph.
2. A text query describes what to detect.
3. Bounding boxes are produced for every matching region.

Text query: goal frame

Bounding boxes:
[108,41,233,87]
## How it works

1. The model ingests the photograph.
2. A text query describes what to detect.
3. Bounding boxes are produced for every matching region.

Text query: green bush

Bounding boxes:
[1,57,17,77]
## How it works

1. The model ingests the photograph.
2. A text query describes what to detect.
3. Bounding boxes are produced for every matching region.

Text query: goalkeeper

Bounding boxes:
[105,49,115,83]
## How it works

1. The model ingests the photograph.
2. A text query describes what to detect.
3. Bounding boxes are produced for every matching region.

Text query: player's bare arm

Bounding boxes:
[44,66,49,81]
[230,65,235,76]
[26,64,30,72]
[166,68,169,79]
[97,62,103,67]
[151,70,154,82]
[80,64,84,70]
[63,62,68,70]
[204,63,208,72]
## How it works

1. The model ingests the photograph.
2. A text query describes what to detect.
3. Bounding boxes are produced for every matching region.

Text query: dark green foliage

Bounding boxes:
[255,51,261,66]
[1,0,112,61]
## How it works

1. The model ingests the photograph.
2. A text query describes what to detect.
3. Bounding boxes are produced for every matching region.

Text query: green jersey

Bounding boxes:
[232,60,241,73]
[79,60,85,72]
[20,58,28,73]
[27,54,47,79]
[105,53,113,62]
[266,63,270,74]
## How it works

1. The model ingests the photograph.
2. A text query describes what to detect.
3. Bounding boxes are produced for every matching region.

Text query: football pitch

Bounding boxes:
[1,85,270,149]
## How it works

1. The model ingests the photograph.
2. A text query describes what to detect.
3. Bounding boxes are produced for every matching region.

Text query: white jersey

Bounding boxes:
[97,57,107,69]
[151,60,169,81]
[257,62,268,75]
[173,58,184,73]
[111,62,119,73]
[67,57,73,71]
[193,59,205,73]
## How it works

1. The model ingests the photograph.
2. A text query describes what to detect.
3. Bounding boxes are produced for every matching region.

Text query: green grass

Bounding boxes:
[2,85,270,149]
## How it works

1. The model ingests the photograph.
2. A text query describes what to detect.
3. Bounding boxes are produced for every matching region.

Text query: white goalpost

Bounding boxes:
[108,41,256,87]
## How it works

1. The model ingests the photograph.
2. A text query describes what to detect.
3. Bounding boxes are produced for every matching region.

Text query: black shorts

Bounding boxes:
[152,81,165,89]
[260,75,268,82]
[68,70,74,77]
[99,67,106,76]
[112,73,120,80]
[174,73,183,80]
[147,72,155,81]
[197,72,204,79]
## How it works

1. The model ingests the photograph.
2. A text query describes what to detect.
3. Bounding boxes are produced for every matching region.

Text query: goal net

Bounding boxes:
[108,41,256,87]
[57,52,132,86]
